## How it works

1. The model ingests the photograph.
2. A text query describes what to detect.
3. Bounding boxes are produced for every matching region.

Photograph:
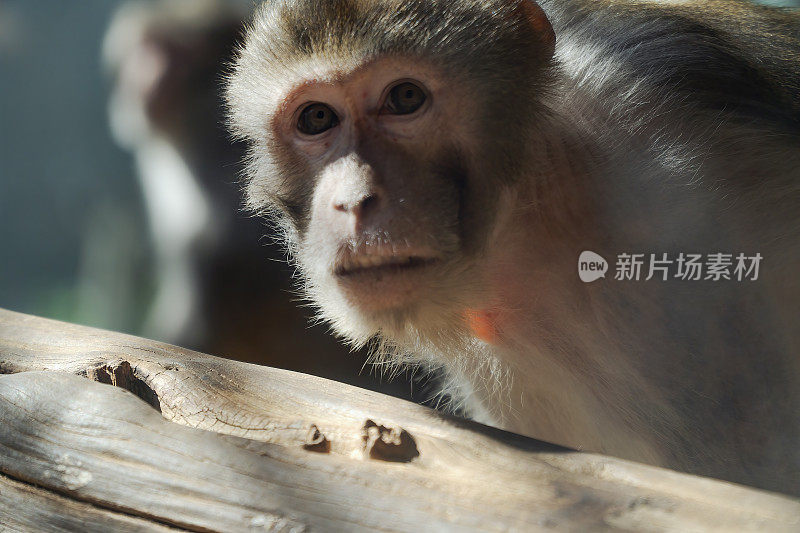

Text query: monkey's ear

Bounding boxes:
[516,0,556,61]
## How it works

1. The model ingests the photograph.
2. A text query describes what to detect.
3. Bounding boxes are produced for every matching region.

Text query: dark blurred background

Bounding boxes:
[1,0,797,400]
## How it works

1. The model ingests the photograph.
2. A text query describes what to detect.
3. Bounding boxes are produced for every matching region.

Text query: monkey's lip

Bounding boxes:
[334,254,439,277]
[333,250,443,310]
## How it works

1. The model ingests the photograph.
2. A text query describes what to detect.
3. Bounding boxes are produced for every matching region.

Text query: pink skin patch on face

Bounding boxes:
[464,308,498,343]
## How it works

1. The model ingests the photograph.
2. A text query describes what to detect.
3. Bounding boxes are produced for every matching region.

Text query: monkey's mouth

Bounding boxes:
[334,255,439,277]
[332,248,443,310]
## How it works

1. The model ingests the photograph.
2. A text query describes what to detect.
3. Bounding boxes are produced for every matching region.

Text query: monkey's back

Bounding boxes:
[534,0,800,493]
[543,0,800,130]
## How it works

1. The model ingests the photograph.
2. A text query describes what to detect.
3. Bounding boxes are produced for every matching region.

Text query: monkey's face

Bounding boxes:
[268,59,489,334]
[227,0,556,342]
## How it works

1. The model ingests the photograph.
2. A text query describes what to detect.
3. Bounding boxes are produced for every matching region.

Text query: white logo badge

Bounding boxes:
[578,251,608,282]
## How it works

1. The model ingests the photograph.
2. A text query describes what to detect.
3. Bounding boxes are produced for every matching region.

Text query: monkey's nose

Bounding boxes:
[334,193,380,220]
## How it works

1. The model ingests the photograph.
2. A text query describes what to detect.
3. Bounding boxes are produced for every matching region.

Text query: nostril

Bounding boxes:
[335,193,380,216]
[359,194,378,214]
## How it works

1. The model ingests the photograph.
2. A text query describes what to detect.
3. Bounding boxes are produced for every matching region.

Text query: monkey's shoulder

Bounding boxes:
[548,0,800,129]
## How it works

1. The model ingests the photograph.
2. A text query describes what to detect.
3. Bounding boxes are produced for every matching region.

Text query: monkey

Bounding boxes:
[225,0,800,495]
[104,0,248,344]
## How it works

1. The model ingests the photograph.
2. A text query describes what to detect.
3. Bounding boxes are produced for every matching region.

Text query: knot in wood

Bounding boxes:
[361,419,419,462]
[302,424,331,453]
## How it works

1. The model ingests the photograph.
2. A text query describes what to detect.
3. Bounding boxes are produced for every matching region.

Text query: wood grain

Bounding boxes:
[0,308,798,532]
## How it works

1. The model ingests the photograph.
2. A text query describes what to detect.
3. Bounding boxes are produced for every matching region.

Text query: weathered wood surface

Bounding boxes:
[0,308,798,532]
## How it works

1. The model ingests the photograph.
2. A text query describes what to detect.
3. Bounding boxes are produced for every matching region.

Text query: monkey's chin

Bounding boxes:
[333,258,440,313]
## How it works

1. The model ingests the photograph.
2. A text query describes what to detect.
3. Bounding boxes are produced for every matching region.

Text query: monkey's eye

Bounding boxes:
[297,103,339,135]
[383,82,426,115]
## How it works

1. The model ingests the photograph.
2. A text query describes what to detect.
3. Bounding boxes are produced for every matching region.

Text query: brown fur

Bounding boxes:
[226,0,800,495]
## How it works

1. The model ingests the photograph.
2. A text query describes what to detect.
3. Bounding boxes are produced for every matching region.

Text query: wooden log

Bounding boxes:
[0,307,798,532]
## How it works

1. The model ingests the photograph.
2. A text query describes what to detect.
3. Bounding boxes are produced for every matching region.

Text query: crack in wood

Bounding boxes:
[0,471,193,532]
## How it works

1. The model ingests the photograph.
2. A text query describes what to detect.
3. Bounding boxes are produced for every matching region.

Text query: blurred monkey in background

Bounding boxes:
[226,0,800,494]
[105,0,248,344]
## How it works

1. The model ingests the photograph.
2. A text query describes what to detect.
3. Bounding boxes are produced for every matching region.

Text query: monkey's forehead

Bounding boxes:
[225,0,552,142]
[242,0,523,58]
